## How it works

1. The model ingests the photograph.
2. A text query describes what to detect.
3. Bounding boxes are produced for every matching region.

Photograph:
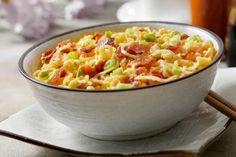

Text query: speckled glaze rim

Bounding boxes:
[18,21,224,92]
[0,119,231,156]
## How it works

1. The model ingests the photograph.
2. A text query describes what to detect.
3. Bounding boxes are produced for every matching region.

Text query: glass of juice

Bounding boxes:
[190,0,231,40]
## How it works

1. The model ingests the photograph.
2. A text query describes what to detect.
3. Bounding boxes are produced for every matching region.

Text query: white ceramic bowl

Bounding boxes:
[19,22,223,141]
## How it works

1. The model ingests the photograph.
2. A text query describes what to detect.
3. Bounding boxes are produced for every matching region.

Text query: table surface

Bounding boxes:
[0,1,235,157]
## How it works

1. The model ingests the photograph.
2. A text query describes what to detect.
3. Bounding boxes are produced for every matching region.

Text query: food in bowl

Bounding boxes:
[33,27,216,90]
[19,22,223,140]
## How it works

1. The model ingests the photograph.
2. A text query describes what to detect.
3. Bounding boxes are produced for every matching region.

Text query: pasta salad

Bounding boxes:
[33,27,216,90]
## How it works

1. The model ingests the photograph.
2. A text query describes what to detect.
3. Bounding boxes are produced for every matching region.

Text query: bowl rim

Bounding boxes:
[18,21,224,93]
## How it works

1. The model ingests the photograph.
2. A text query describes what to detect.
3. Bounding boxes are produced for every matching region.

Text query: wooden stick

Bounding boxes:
[204,91,236,121]
[208,90,236,111]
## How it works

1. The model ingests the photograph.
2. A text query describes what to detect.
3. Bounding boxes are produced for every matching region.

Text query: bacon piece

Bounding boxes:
[136,67,148,75]
[151,71,164,78]
[106,38,115,46]
[132,81,142,87]
[41,49,55,64]
[57,39,71,47]
[79,60,106,78]
[80,45,96,53]
[92,81,102,89]
[146,80,159,85]
[149,67,164,78]
[184,52,196,61]
[115,46,126,58]
[181,34,189,40]
[70,42,77,51]
[80,65,97,78]
[186,52,197,61]
[48,67,66,85]
[125,43,152,54]
[59,67,66,77]
[167,42,181,51]
[194,47,205,53]
[180,50,189,57]
[167,45,178,51]
[77,83,87,89]
[92,32,103,42]
[122,75,134,84]
[130,57,156,68]
[181,47,205,58]
[95,60,106,73]
[57,39,77,53]
[139,28,146,32]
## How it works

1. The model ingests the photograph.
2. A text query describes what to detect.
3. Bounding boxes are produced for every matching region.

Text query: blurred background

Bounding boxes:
[0,0,235,65]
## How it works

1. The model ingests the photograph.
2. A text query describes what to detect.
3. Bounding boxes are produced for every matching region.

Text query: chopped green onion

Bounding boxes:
[77,69,83,77]
[169,34,180,44]
[159,44,166,49]
[112,68,123,75]
[139,40,147,45]
[172,66,182,75]
[67,51,79,59]
[170,31,180,36]
[117,83,133,89]
[104,31,112,38]
[144,33,156,42]
[187,35,201,42]
[103,58,116,70]
[39,70,49,78]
